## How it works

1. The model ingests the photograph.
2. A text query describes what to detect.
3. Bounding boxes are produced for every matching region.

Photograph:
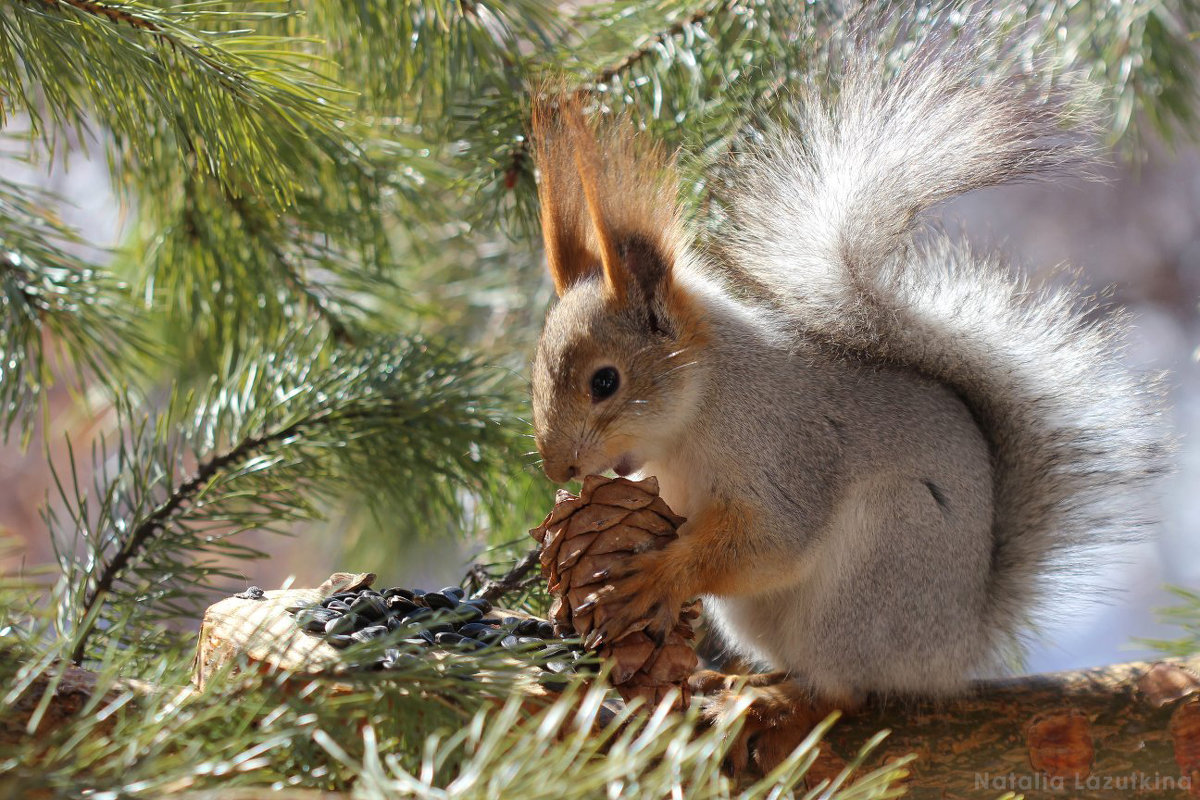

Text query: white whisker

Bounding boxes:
[653,359,699,383]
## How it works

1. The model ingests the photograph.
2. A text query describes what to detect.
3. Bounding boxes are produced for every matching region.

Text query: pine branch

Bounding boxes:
[2,0,360,209]
[470,545,542,604]
[269,243,357,346]
[1141,586,1200,658]
[68,419,307,664]
[589,2,727,89]
[133,169,404,369]
[30,0,158,32]
[0,178,141,440]
[306,0,564,116]
[56,331,520,663]
[3,625,904,800]
[225,194,356,345]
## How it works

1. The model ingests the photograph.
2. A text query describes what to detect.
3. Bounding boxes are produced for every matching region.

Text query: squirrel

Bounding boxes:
[528,24,1167,768]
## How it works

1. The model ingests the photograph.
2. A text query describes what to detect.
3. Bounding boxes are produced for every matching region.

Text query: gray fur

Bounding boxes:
[531,30,1169,696]
[710,36,1168,686]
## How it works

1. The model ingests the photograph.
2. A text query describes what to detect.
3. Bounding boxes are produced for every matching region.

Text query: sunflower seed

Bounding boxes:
[352,625,388,642]
[387,597,418,615]
[542,659,573,674]
[424,592,457,610]
[403,608,433,624]
[462,598,492,614]
[452,605,483,625]
[296,607,335,624]
[538,672,570,692]
[350,595,387,620]
[458,622,495,639]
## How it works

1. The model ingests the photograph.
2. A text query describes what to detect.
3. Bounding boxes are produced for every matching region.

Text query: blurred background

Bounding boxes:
[1,0,1197,676]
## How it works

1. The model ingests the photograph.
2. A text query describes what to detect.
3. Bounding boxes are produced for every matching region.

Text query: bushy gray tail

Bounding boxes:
[720,30,1169,659]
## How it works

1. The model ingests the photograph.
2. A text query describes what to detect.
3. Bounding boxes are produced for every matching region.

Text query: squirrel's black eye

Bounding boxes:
[590,367,620,402]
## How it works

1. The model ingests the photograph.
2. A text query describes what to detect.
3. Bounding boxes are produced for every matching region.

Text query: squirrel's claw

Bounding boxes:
[702,684,836,777]
[580,547,683,651]
[591,587,677,648]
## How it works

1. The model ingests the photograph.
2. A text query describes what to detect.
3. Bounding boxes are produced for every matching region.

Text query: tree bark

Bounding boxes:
[813,657,1200,799]
[193,575,1200,798]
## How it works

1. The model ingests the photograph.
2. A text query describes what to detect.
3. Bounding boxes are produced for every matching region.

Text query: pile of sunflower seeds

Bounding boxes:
[287,585,596,689]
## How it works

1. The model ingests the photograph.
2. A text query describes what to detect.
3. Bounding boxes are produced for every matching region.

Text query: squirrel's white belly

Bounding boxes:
[703,593,796,670]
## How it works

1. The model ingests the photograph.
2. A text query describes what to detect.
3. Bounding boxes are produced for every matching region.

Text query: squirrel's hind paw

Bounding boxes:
[689,669,792,694]
[702,682,857,776]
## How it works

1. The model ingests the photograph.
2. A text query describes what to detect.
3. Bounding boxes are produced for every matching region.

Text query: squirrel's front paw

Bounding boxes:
[578,551,682,648]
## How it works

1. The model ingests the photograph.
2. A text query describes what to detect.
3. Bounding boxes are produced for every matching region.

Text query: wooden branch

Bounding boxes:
[223,193,356,345]
[813,657,1200,799]
[196,575,1200,797]
[1,662,159,745]
[36,0,159,31]
[13,575,1197,800]
[588,1,727,89]
[70,417,328,664]
[470,545,542,604]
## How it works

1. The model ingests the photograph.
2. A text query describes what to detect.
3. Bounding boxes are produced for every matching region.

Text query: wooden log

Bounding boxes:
[193,571,376,688]
[1,662,163,746]
[5,592,1198,800]
[3,663,115,744]
[816,656,1200,799]
[192,573,551,699]
[187,575,1197,797]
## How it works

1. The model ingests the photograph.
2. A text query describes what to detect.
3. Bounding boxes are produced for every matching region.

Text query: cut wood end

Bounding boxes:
[194,574,375,689]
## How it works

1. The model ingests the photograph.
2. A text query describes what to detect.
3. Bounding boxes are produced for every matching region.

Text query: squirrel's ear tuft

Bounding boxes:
[530,91,681,302]
[531,93,595,296]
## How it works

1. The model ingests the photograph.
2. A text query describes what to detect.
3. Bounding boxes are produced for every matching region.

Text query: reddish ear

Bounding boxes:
[531,93,680,303]
[563,108,625,302]
[532,95,598,296]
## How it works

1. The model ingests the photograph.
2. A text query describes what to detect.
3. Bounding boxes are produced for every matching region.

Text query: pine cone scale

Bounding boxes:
[530,475,699,709]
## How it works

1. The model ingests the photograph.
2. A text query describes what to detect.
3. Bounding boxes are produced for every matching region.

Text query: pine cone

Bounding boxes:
[530,475,699,709]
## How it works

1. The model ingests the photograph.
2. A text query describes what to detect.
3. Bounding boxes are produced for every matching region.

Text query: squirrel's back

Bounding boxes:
[713,30,1169,659]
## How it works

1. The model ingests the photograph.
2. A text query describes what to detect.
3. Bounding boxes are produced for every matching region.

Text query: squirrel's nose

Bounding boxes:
[543,461,579,483]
